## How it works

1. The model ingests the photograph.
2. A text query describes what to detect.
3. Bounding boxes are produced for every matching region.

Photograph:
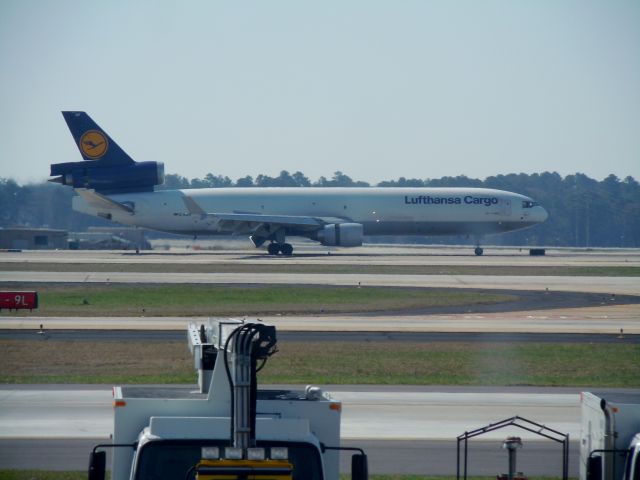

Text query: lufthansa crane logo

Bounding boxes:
[79,130,108,159]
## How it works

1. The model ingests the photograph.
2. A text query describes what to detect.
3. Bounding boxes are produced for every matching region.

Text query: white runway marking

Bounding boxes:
[3,302,639,334]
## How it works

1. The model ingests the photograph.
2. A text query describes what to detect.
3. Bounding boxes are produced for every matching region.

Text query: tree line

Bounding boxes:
[158,170,370,189]
[1,171,638,247]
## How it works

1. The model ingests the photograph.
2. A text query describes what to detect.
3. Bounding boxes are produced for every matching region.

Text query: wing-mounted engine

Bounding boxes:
[50,160,164,194]
[316,223,363,247]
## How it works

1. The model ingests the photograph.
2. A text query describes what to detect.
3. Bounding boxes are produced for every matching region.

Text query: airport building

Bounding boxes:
[68,227,150,250]
[0,227,68,250]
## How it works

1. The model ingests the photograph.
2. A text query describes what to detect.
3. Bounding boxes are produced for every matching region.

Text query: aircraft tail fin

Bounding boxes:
[51,112,164,194]
[61,111,134,165]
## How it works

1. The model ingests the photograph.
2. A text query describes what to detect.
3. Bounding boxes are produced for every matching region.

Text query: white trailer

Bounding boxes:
[580,391,640,480]
[88,319,368,480]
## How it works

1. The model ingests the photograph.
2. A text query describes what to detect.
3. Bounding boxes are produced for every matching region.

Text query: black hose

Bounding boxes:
[222,323,278,447]
[184,465,196,480]
[223,324,249,444]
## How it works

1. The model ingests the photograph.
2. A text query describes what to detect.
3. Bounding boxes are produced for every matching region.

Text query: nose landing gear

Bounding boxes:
[473,235,484,256]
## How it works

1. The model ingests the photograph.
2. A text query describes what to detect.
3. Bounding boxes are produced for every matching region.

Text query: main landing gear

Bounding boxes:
[267,242,293,256]
[250,229,294,256]
[474,247,484,256]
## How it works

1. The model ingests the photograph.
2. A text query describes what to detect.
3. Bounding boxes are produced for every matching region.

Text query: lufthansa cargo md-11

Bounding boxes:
[50,112,548,255]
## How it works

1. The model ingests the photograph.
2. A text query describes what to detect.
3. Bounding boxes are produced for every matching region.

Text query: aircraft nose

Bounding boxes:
[536,206,549,223]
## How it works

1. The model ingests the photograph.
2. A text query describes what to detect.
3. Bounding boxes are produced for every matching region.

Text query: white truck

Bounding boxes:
[88,319,368,480]
[581,391,640,480]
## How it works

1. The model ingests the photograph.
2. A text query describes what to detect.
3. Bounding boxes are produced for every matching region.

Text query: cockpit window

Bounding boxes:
[522,201,539,208]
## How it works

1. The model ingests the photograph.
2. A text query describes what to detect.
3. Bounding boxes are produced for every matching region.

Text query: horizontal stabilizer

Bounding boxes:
[76,188,134,214]
[52,112,164,193]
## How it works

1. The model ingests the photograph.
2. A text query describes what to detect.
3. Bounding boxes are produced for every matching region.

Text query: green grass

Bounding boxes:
[263,341,640,387]
[1,262,638,276]
[0,284,514,316]
[2,339,638,387]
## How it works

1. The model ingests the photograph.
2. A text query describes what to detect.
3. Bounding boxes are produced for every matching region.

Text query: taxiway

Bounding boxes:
[1,246,638,475]
[0,384,584,475]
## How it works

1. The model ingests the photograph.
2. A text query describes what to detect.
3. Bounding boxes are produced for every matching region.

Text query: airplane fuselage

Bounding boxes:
[56,112,548,255]
[73,186,548,237]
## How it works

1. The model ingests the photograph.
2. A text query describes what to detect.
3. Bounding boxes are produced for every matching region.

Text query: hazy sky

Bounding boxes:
[1,1,638,185]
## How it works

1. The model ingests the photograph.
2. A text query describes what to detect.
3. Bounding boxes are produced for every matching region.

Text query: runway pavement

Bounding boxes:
[2,329,638,343]
[0,437,580,476]
[3,270,640,296]
[1,247,637,475]
[0,385,582,441]
[3,303,639,333]
[2,244,639,267]
[0,384,584,475]
[3,246,638,334]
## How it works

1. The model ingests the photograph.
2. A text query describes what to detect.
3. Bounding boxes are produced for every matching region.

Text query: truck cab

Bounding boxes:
[89,319,367,480]
[581,392,640,480]
[623,433,640,480]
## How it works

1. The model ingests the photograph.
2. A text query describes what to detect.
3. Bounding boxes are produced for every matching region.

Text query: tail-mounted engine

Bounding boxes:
[52,111,165,194]
[50,160,164,194]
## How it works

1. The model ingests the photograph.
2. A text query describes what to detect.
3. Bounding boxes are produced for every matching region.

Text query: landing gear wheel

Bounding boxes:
[267,243,280,255]
[474,247,484,256]
[280,243,293,256]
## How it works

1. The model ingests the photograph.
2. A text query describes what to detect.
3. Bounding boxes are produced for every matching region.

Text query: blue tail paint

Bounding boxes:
[51,112,164,194]
[62,111,134,165]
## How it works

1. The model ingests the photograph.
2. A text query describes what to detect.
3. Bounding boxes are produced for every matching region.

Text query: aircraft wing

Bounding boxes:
[182,195,345,232]
[75,188,134,214]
